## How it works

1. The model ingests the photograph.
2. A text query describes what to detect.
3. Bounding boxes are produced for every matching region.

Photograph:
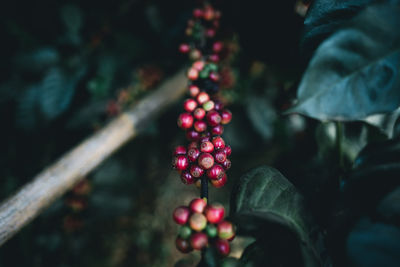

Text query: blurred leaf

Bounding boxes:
[246,96,276,141]
[198,248,218,267]
[364,107,400,138]
[15,47,59,73]
[231,166,323,267]
[346,217,400,267]
[394,116,400,138]
[88,55,116,99]
[289,4,400,121]
[60,5,83,45]
[377,186,400,224]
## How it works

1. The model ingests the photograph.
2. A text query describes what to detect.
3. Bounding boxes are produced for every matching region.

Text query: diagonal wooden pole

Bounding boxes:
[0,69,187,246]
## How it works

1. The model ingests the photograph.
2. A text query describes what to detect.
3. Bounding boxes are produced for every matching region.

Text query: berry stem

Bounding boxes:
[200,175,208,200]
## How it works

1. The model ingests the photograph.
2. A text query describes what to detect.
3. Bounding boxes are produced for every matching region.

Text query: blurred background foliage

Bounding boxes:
[0,0,394,266]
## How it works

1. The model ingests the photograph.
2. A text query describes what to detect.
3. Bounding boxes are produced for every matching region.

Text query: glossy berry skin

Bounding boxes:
[189,198,207,213]
[214,150,227,164]
[190,232,208,250]
[203,100,215,111]
[206,111,222,126]
[194,108,206,120]
[212,136,225,149]
[206,224,218,238]
[181,171,196,185]
[214,101,224,111]
[173,155,189,170]
[193,61,205,71]
[221,110,232,124]
[179,225,192,239]
[184,99,197,112]
[174,146,186,155]
[211,173,227,188]
[189,85,200,97]
[190,164,204,178]
[187,148,201,162]
[205,203,225,224]
[194,120,207,132]
[209,72,220,82]
[211,125,224,135]
[222,145,232,157]
[207,164,225,180]
[215,239,230,256]
[188,141,198,150]
[196,92,210,105]
[173,206,190,225]
[222,159,231,170]
[179,43,190,54]
[200,141,214,153]
[178,113,194,129]
[198,153,215,170]
[186,130,200,141]
[176,237,193,253]
[189,213,207,231]
[217,221,235,240]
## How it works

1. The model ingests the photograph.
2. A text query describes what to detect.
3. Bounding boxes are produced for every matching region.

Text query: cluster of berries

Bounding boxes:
[173,198,235,256]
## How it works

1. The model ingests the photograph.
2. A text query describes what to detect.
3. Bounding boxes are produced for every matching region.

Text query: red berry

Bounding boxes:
[206,111,222,126]
[193,8,203,18]
[197,92,210,105]
[178,113,194,129]
[199,136,210,143]
[188,141,198,150]
[198,153,215,169]
[215,239,230,256]
[222,145,232,156]
[211,125,224,135]
[186,130,200,141]
[189,198,207,213]
[183,99,197,112]
[217,221,235,240]
[189,213,207,231]
[193,60,205,71]
[222,159,231,170]
[206,28,216,38]
[174,146,186,155]
[190,232,208,250]
[207,164,224,180]
[209,72,220,82]
[173,206,190,225]
[181,171,195,185]
[176,237,193,253]
[194,120,207,132]
[188,68,199,80]
[189,85,200,97]
[221,110,232,124]
[209,54,220,63]
[205,203,225,224]
[173,155,189,170]
[214,150,227,163]
[214,101,224,111]
[203,7,215,21]
[212,136,225,149]
[187,147,201,162]
[200,141,214,153]
[213,41,224,53]
[179,43,190,54]
[211,173,227,188]
[190,164,204,178]
[194,108,206,120]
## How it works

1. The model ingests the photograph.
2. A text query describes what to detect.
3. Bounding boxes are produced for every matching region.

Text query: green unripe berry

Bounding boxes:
[206,224,218,238]
[179,225,192,239]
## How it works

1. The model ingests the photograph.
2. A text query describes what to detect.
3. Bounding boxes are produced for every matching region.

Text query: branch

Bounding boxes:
[0,69,187,246]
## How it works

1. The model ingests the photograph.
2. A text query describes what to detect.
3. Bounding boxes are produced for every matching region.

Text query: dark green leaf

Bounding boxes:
[289,4,400,121]
[377,186,400,225]
[231,166,323,267]
[246,96,276,141]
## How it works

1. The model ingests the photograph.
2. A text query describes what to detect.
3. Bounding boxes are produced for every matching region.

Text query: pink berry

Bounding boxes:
[173,155,189,170]
[187,147,200,162]
[214,150,227,163]
[213,41,224,53]
[187,141,198,150]
[209,54,220,63]
[190,164,204,178]
[193,60,205,71]
[181,171,195,185]
[184,99,197,112]
[190,232,208,250]
[222,145,232,156]
[200,140,214,153]
[187,68,199,80]
[206,110,222,126]
[189,198,207,213]
[197,92,210,105]
[205,203,225,224]
[211,125,224,135]
[203,7,214,21]
[194,120,207,132]
[207,164,224,180]
[194,108,206,120]
[214,101,224,111]
[217,221,235,240]
[221,109,232,124]
[215,239,230,256]
[212,136,225,149]
[178,113,194,129]
[206,28,216,38]
[179,43,190,54]
[173,206,190,225]
[211,173,227,188]
[174,146,186,155]
[193,8,203,18]
[186,130,200,141]
[189,85,200,97]
[222,159,231,170]
[209,72,220,82]
[198,153,215,169]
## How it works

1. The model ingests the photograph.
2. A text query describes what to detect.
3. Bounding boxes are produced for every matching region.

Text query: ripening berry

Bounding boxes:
[193,60,205,71]
[222,159,231,170]
[194,120,207,132]
[205,203,225,224]
[174,146,186,155]
[222,145,232,157]
[206,224,218,238]
[188,68,199,81]
[209,72,220,82]
[184,99,198,112]
[190,232,208,250]
[190,164,204,178]
[190,49,202,61]
[194,108,206,120]
[215,239,230,256]
[173,155,189,170]
[178,113,194,129]
[181,171,196,185]
[179,225,192,239]
[206,28,216,38]
[173,206,190,225]
[189,198,207,213]
[179,43,190,54]
[200,140,214,153]
[221,110,232,124]
[197,92,210,105]
[211,173,227,188]
[189,85,200,97]
[189,213,207,231]
[186,130,200,141]
[203,7,215,21]
[203,100,215,111]
[214,149,227,164]
[207,164,224,180]
[209,54,220,63]
[193,8,203,18]
[176,237,193,253]
[198,153,215,169]
[187,147,201,162]
[211,125,224,135]
[212,136,225,149]
[217,221,235,240]
[213,41,224,53]
[206,111,222,126]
